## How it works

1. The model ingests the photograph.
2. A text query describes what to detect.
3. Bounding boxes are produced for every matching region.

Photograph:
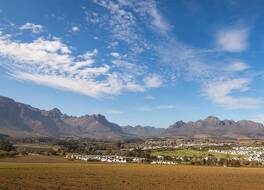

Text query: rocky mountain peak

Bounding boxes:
[0,96,15,103]
[205,116,220,121]
[49,108,62,118]
[169,120,186,129]
[203,116,221,126]
[91,114,107,121]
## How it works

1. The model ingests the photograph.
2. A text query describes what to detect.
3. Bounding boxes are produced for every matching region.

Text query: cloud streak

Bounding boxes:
[154,25,260,109]
[19,22,44,33]
[225,61,250,72]
[0,31,153,98]
[203,78,262,109]
[139,105,176,112]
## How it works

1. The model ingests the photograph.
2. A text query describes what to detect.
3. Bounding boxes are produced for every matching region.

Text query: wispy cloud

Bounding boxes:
[0,31,150,98]
[144,95,155,100]
[0,1,262,111]
[87,0,261,110]
[144,74,163,88]
[87,0,170,58]
[217,27,249,52]
[110,52,120,58]
[156,105,176,109]
[138,106,153,112]
[154,24,261,110]
[19,22,44,33]
[71,26,80,32]
[112,59,144,76]
[106,109,123,115]
[88,0,149,54]
[129,1,170,33]
[225,60,250,72]
[156,39,218,83]
[139,104,176,112]
[202,78,262,109]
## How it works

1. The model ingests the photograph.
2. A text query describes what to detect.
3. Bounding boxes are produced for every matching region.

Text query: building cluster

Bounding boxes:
[141,143,233,151]
[209,147,264,162]
[66,154,181,165]
[66,154,148,163]
[66,154,127,163]
[151,160,176,165]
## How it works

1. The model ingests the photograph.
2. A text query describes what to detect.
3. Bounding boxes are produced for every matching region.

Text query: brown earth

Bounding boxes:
[0,160,264,190]
[0,155,74,163]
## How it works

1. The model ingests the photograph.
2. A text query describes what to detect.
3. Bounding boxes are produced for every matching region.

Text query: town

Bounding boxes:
[63,139,264,167]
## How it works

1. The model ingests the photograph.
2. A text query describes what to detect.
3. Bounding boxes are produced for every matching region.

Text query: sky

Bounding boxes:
[1,0,264,127]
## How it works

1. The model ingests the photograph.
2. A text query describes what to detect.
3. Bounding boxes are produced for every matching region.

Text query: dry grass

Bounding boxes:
[0,158,264,190]
[0,155,74,163]
[14,143,60,151]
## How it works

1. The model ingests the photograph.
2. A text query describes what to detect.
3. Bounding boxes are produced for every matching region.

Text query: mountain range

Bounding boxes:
[1,95,264,140]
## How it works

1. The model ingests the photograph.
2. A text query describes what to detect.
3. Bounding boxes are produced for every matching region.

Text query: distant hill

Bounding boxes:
[164,116,264,139]
[122,125,165,138]
[1,96,264,140]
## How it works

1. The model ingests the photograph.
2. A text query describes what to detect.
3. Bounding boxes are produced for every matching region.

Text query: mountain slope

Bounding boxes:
[0,96,62,137]
[0,96,125,140]
[165,116,264,139]
[63,114,126,139]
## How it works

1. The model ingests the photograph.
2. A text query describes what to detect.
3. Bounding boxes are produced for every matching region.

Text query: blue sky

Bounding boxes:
[1,0,264,127]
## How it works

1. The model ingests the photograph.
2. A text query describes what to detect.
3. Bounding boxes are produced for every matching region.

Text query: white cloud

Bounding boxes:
[157,105,176,109]
[71,26,80,32]
[0,37,72,68]
[9,70,144,98]
[147,4,170,33]
[89,0,170,55]
[144,74,163,88]
[2,2,260,111]
[156,39,217,81]
[138,104,176,112]
[203,78,261,109]
[144,95,155,100]
[93,36,99,40]
[110,52,120,58]
[112,59,144,76]
[86,2,262,111]
[19,22,44,34]
[225,61,249,72]
[131,1,170,33]
[0,31,150,98]
[156,33,262,110]
[217,27,248,52]
[90,0,147,52]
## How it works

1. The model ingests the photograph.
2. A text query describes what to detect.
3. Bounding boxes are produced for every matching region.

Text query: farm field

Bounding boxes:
[0,155,77,163]
[14,143,60,151]
[1,160,264,190]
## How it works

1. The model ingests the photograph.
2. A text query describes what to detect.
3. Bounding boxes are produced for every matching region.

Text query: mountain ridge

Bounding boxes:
[165,116,264,139]
[0,95,264,140]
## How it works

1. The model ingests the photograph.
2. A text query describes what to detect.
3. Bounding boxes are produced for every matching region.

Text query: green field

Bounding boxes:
[0,158,264,190]
[14,143,60,151]
[151,149,240,159]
